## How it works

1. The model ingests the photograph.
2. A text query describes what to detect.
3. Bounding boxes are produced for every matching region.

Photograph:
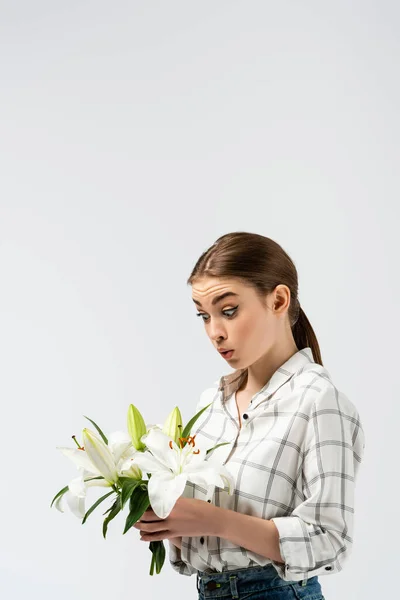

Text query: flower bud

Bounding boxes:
[162,406,183,446]
[127,404,147,451]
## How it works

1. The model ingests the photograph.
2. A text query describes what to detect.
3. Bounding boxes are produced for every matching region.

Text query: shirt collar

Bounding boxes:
[217,347,317,404]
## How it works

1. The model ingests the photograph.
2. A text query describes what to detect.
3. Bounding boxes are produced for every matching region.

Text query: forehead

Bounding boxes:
[191,277,247,306]
[192,277,239,293]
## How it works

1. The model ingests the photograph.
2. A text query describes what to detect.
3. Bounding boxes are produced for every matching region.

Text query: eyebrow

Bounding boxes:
[192,291,239,308]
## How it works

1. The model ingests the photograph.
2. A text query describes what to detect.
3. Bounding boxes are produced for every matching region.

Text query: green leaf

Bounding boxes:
[50,484,69,508]
[83,415,108,445]
[102,496,121,539]
[206,441,231,455]
[180,402,214,443]
[149,540,166,575]
[81,490,115,525]
[122,488,150,534]
[150,551,156,576]
[118,476,135,486]
[157,541,165,574]
[120,478,141,510]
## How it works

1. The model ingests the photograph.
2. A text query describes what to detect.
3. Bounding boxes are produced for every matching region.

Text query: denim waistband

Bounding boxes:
[196,563,317,598]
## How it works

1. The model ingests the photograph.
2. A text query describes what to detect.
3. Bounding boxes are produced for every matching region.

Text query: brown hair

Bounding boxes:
[187,231,323,366]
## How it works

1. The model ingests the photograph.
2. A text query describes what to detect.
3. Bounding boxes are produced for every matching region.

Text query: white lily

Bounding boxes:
[53,468,112,518]
[55,430,142,518]
[126,427,235,519]
[81,428,120,483]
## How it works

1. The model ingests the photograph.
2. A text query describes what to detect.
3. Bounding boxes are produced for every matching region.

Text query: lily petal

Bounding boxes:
[65,490,86,519]
[184,466,227,490]
[178,436,210,470]
[107,431,133,463]
[148,471,187,519]
[116,445,137,472]
[56,446,100,474]
[69,472,112,496]
[128,450,168,474]
[82,429,119,484]
[140,428,179,472]
[68,474,87,498]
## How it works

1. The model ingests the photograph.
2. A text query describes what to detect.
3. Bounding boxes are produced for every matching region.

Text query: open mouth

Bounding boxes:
[220,350,234,359]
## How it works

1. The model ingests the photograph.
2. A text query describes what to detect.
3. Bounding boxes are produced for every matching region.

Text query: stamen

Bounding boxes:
[72,435,85,450]
[172,434,202,457]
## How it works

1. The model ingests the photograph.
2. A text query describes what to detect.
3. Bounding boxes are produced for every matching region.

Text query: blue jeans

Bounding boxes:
[196,563,325,599]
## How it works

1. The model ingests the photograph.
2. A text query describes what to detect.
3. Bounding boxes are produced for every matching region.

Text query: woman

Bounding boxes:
[134,232,365,600]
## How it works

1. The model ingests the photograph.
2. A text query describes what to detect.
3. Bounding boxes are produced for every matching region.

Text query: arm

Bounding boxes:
[214,386,365,581]
[216,509,284,563]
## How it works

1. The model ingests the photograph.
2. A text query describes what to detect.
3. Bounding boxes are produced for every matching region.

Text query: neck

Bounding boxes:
[239,341,299,396]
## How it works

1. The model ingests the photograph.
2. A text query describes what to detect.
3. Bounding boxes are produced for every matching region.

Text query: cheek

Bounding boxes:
[238,313,270,348]
[235,314,257,344]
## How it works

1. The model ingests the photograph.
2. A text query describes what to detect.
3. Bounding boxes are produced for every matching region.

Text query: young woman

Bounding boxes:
[134,232,365,600]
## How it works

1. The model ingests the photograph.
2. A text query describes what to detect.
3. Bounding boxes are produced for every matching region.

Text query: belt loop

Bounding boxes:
[229,575,239,599]
[301,572,309,586]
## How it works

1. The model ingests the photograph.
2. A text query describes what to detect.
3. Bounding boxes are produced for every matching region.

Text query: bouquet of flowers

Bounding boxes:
[51,402,234,575]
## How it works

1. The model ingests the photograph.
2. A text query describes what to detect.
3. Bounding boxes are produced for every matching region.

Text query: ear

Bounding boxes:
[273,285,291,313]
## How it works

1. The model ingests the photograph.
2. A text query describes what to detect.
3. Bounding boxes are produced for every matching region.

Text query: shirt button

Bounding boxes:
[200,537,204,544]
[207,499,211,503]
[325,566,332,570]
[243,413,248,419]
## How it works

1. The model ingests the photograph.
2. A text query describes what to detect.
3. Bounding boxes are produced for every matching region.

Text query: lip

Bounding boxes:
[218,348,233,353]
[219,349,234,359]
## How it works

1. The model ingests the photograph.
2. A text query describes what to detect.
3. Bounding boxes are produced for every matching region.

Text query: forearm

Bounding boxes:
[213,506,284,564]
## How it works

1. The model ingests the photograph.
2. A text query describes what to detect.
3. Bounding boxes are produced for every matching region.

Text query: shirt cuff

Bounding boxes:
[269,516,337,582]
[168,540,198,576]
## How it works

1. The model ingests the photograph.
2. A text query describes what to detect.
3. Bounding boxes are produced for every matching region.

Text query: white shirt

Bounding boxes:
[168,347,365,582]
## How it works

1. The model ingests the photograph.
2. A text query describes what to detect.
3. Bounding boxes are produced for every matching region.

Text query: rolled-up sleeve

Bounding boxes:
[270,385,365,582]
[168,540,198,576]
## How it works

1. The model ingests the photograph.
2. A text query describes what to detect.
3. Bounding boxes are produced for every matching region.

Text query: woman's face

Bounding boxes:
[191,276,290,369]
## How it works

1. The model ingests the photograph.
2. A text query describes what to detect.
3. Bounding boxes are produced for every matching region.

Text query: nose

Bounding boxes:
[210,329,226,345]
[207,319,227,345]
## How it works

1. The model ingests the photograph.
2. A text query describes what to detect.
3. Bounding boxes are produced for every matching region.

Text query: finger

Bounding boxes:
[140,520,170,533]
[141,530,169,541]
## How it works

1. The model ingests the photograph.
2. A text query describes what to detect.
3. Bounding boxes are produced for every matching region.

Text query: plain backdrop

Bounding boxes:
[0,1,398,599]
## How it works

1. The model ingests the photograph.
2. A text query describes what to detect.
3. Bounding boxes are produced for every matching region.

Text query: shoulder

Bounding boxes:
[295,362,360,414]
[298,367,365,455]
[293,362,364,436]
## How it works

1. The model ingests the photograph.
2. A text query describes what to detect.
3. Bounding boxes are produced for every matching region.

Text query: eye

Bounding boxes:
[196,306,238,322]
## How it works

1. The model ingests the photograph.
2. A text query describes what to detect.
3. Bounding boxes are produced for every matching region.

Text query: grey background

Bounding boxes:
[0,1,398,599]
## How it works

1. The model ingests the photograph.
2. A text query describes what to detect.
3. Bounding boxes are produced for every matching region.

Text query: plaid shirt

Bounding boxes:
[168,347,365,582]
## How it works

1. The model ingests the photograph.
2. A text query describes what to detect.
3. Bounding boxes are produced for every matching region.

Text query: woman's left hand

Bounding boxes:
[132,497,220,542]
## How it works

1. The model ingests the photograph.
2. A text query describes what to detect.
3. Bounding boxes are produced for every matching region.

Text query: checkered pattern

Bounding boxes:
[168,347,365,582]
